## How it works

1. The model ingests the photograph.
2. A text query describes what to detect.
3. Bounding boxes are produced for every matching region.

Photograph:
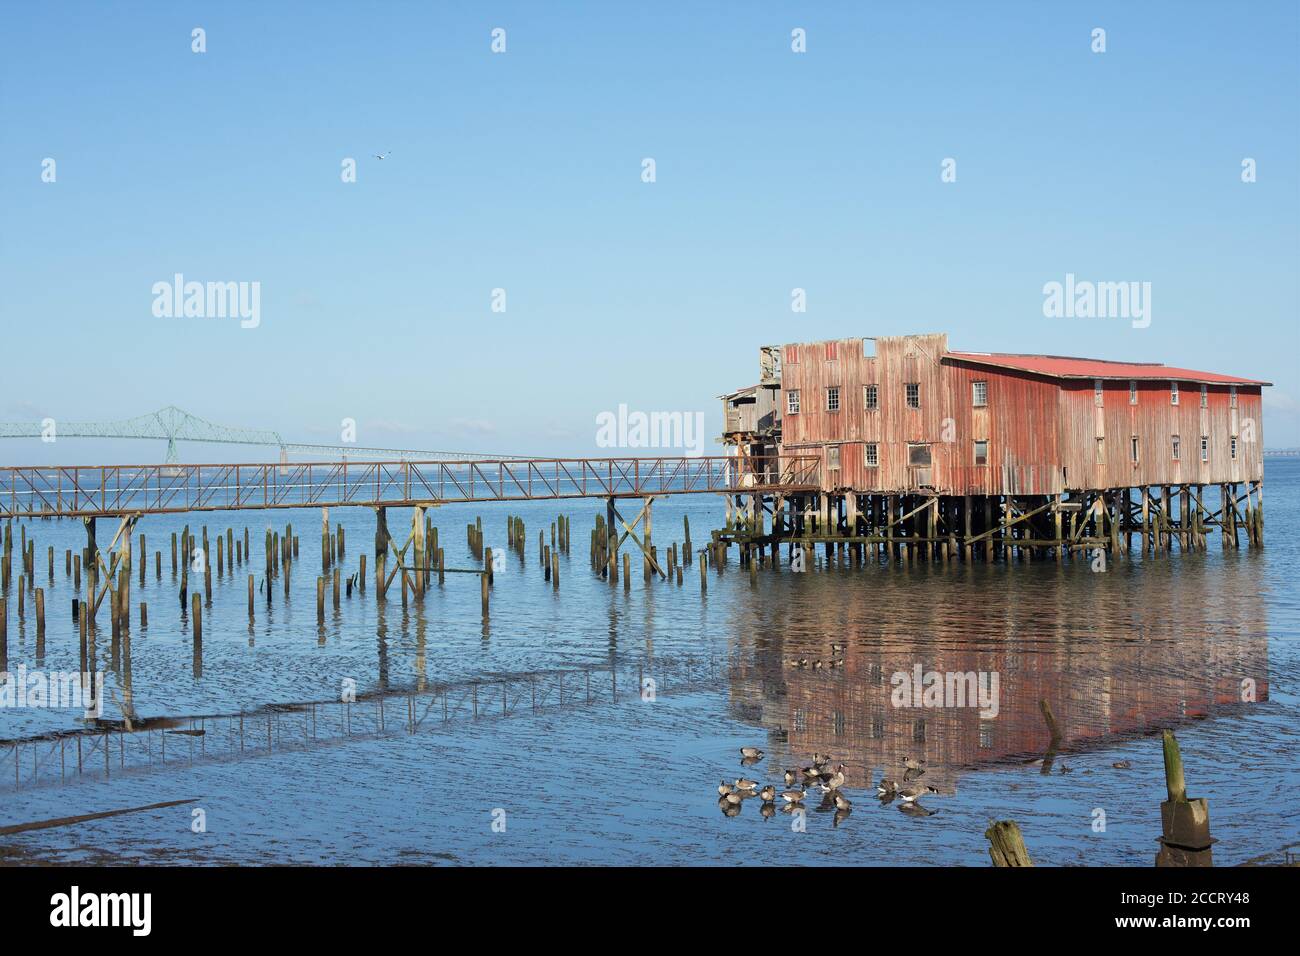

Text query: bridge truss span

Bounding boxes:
[0,455,821,518]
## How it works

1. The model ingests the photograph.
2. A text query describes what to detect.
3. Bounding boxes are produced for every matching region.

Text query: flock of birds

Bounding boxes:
[716,748,941,823]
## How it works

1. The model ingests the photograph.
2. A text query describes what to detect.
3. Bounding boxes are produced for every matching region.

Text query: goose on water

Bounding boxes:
[897,784,939,804]
[734,778,759,792]
[740,747,764,760]
[783,769,797,786]
[717,781,734,797]
[780,789,806,804]
[818,765,848,792]
[833,791,852,811]
[758,785,777,802]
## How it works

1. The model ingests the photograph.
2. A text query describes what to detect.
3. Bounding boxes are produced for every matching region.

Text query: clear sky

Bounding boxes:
[2,1,1297,465]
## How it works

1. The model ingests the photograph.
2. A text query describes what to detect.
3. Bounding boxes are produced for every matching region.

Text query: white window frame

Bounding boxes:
[1171,381,1179,405]
[863,383,878,410]
[826,386,840,413]
[972,381,988,408]
[787,390,800,415]
[905,383,920,409]
[1200,435,1209,462]
[1129,380,1138,405]
[1200,384,1208,408]
[1095,379,1104,406]
[864,443,878,467]
[1171,434,1180,460]
[973,439,989,466]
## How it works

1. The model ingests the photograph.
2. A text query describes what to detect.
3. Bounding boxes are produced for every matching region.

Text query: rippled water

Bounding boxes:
[2,461,1297,865]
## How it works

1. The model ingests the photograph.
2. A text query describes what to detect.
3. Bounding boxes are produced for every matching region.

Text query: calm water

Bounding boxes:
[1,461,1297,866]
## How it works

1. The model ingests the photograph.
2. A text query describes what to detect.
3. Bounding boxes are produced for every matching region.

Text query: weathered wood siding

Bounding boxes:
[1057,379,1264,489]
[778,334,1264,495]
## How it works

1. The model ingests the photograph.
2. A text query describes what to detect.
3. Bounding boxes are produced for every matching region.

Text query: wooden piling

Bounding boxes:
[985,820,1033,867]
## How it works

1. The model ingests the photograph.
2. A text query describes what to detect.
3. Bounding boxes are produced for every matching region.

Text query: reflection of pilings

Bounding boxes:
[0,655,724,792]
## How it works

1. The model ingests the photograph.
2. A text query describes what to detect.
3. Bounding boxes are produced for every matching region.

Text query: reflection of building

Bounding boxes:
[726,571,1270,794]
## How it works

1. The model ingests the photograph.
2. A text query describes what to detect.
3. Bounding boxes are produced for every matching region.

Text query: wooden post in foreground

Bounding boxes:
[985,820,1033,867]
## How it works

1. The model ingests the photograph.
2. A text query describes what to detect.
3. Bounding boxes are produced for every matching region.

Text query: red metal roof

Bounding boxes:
[946,352,1270,386]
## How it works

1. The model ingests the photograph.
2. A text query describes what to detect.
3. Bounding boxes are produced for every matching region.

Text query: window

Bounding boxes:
[864,442,879,467]
[1095,379,1104,406]
[1172,435,1181,460]
[1129,380,1138,405]
[1096,437,1105,463]
[825,341,837,361]
[1231,436,1238,459]
[1200,435,1209,462]
[826,386,840,412]
[1200,384,1208,408]
[863,383,878,410]
[1131,436,1140,463]
[787,390,800,415]
[1230,386,1237,408]
[907,443,932,467]
[974,440,989,466]
[827,445,840,469]
[972,381,988,407]
[785,345,799,364]
[905,383,920,408]
[1171,381,1179,405]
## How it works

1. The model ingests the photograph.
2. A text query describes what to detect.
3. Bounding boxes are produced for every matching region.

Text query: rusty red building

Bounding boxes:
[720,333,1268,564]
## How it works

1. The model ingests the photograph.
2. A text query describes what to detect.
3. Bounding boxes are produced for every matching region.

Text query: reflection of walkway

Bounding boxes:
[1,656,721,792]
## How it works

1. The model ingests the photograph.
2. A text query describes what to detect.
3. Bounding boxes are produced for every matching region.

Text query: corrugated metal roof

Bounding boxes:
[947,352,1270,386]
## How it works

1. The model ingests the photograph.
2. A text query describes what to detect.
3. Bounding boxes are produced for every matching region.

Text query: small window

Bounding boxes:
[1230,386,1237,408]
[1200,384,1208,408]
[826,386,840,412]
[1200,436,1208,462]
[972,381,988,407]
[1131,436,1140,463]
[1171,435,1181,460]
[864,442,879,467]
[1231,436,1238,459]
[825,341,837,361]
[1095,379,1104,406]
[907,443,932,467]
[863,384,878,410]
[1096,437,1105,463]
[1171,381,1179,406]
[1129,380,1138,405]
[785,345,799,364]
[905,383,920,409]
[827,445,840,469]
[787,390,800,415]
[973,440,988,466]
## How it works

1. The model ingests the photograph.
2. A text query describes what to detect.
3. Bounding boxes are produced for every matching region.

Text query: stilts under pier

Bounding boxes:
[712,481,1264,568]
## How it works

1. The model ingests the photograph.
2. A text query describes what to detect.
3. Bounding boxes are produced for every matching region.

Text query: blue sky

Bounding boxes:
[1,1,1297,464]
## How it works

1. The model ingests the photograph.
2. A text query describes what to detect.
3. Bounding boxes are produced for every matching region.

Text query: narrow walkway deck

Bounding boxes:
[0,456,820,518]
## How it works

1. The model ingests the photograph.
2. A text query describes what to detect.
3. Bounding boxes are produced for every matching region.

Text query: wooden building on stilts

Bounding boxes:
[717,333,1269,567]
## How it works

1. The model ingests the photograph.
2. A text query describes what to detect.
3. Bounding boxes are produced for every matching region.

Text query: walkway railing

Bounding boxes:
[0,456,820,518]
